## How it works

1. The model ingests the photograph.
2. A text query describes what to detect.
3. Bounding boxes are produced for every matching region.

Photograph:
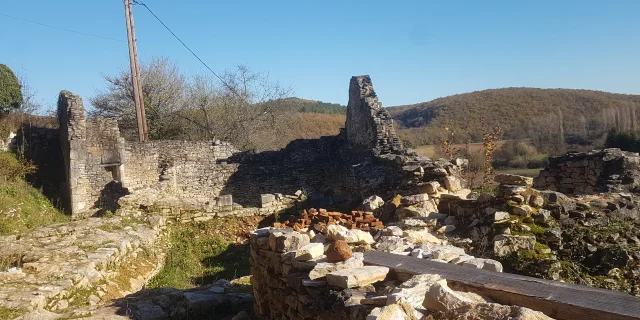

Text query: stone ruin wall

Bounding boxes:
[346,75,402,155]
[534,148,640,194]
[51,75,419,219]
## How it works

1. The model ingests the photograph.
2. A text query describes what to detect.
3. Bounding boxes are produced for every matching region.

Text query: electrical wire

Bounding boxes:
[131,0,246,101]
[0,13,126,43]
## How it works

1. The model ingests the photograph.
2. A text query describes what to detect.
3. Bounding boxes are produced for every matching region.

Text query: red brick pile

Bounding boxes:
[274,208,384,232]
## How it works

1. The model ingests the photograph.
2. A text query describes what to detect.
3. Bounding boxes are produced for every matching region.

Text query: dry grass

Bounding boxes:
[412,140,508,158]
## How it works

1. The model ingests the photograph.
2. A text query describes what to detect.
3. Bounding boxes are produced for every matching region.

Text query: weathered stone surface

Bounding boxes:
[382,226,403,237]
[388,274,441,310]
[366,299,420,320]
[327,224,375,244]
[443,176,463,192]
[403,229,443,245]
[495,174,534,186]
[363,195,385,211]
[512,205,534,217]
[423,278,477,312]
[295,243,324,261]
[439,302,554,320]
[375,236,410,253]
[308,252,364,279]
[401,193,429,205]
[494,211,511,223]
[326,266,389,288]
[326,240,353,262]
[493,235,536,257]
[268,232,310,253]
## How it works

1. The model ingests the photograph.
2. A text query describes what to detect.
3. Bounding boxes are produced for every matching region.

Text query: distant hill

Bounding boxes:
[276,97,346,114]
[388,88,640,147]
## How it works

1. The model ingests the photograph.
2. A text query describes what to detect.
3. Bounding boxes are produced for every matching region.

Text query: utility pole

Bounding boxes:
[124,0,148,142]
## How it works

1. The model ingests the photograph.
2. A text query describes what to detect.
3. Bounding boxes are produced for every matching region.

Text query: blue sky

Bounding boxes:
[1,0,639,110]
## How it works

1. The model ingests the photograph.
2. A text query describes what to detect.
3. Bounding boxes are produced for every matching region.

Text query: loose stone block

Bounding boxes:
[294,243,324,261]
[268,232,310,253]
[326,266,389,288]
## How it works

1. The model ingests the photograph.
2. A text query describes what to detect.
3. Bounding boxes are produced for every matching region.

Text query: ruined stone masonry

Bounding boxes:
[534,148,640,194]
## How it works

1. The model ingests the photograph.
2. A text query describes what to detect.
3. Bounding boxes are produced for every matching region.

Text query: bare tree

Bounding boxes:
[90,57,186,140]
[17,69,42,115]
[179,65,292,150]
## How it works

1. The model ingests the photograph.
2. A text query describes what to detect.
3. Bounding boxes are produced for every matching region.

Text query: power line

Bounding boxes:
[0,13,126,43]
[131,0,246,101]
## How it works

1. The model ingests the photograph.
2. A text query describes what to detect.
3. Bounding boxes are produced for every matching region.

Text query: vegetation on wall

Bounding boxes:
[0,152,68,236]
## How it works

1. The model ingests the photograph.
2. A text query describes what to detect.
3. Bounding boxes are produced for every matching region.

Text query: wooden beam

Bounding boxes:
[363,251,640,320]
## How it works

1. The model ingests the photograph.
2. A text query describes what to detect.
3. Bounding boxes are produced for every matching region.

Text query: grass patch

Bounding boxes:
[0,152,68,236]
[147,216,264,290]
[0,306,26,320]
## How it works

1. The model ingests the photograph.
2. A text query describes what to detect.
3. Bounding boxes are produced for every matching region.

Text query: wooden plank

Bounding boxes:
[364,251,640,320]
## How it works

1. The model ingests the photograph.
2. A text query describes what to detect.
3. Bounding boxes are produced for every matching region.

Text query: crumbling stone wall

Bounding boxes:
[58,91,92,216]
[54,74,416,217]
[534,148,640,194]
[346,75,402,155]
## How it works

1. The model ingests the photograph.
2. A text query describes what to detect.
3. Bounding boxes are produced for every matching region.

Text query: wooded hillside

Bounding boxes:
[389,88,640,150]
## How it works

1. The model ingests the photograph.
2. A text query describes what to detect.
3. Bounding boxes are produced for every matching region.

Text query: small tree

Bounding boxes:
[0,64,23,115]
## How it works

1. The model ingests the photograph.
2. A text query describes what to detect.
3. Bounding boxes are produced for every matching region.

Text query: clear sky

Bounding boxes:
[1,0,639,110]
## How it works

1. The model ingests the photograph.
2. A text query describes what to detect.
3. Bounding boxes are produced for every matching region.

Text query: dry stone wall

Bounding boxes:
[346,75,402,155]
[534,148,640,194]
[46,75,418,219]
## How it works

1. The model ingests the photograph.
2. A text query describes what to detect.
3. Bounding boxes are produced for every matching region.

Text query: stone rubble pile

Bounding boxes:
[0,216,165,317]
[118,188,298,222]
[250,225,547,320]
[275,208,384,232]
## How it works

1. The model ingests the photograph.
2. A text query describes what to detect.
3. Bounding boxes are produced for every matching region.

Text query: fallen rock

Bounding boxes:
[327,225,375,244]
[495,174,534,187]
[388,274,441,311]
[363,195,385,211]
[493,234,536,257]
[295,242,324,261]
[443,176,463,192]
[439,302,553,320]
[403,229,443,245]
[512,205,534,217]
[366,299,421,320]
[268,231,310,253]
[423,278,477,312]
[309,252,364,279]
[326,266,389,288]
[375,236,410,253]
[401,194,429,206]
[382,226,404,237]
[326,240,353,262]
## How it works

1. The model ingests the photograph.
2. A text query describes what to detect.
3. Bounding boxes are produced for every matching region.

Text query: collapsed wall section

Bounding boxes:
[534,148,640,194]
[346,75,402,155]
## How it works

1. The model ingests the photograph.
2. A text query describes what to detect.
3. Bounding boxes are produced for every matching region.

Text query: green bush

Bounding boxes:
[0,64,23,114]
[605,129,640,152]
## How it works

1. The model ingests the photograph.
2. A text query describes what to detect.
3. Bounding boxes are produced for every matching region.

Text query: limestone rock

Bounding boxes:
[443,176,463,192]
[495,174,534,187]
[494,211,511,223]
[534,209,552,226]
[366,299,421,320]
[382,226,404,237]
[327,224,375,244]
[440,302,554,320]
[308,252,364,279]
[375,236,410,253]
[326,266,389,288]
[493,234,536,257]
[403,229,443,245]
[326,240,353,262]
[363,195,385,211]
[512,205,534,217]
[295,242,324,261]
[388,274,441,310]
[423,278,476,312]
[268,231,310,253]
[424,181,441,194]
[401,193,429,206]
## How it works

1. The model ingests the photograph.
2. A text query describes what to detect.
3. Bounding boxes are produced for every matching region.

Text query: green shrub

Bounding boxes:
[0,64,23,114]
